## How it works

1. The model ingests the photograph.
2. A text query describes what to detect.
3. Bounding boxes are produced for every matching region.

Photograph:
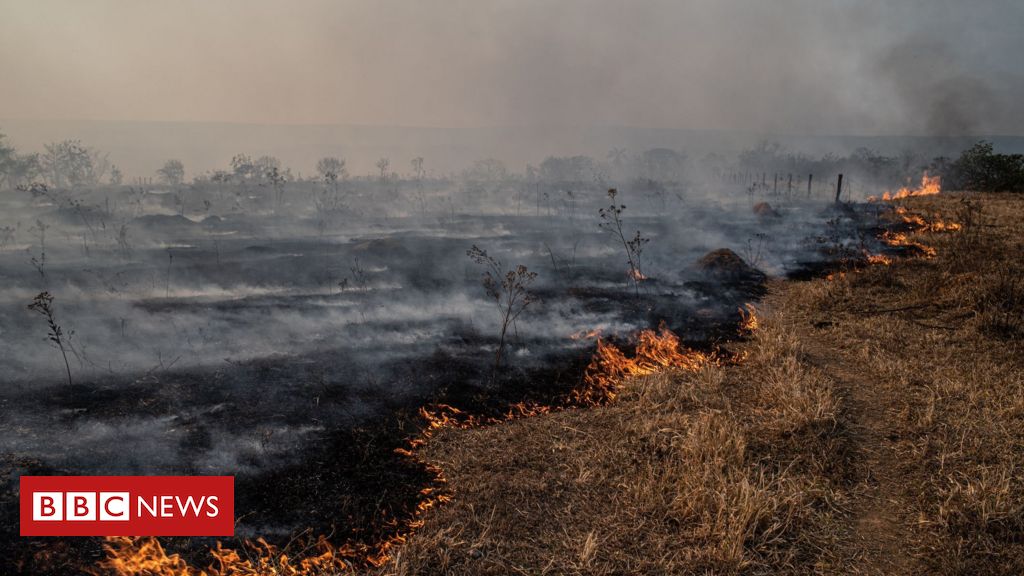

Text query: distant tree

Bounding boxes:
[410,156,427,214]
[230,154,256,181]
[948,141,1024,192]
[266,165,287,205]
[109,165,123,186]
[254,155,282,178]
[12,154,41,189]
[0,132,14,187]
[41,140,101,188]
[411,156,425,180]
[316,157,347,183]
[376,157,390,182]
[156,159,185,186]
[0,132,41,189]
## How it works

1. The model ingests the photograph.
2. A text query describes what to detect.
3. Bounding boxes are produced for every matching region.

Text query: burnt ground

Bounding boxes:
[0,198,902,575]
[1,275,768,575]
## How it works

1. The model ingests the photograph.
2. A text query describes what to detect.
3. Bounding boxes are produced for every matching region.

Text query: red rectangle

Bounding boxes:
[20,476,234,536]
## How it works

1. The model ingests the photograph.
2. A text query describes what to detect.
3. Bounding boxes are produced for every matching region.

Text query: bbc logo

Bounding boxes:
[32,491,130,521]
[21,476,233,536]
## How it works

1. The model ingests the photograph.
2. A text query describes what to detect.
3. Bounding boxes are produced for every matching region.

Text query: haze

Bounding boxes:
[3,0,1023,135]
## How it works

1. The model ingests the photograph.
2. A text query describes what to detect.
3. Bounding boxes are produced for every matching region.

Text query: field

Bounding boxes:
[0,173,892,574]
[2,145,1019,575]
[388,192,1024,575]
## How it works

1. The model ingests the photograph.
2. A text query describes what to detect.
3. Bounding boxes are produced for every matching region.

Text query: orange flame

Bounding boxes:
[738,303,759,334]
[867,172,941,202]
[96,535,365,576]
[94,325,714,576]
[865,253,893,266]
[893,206,962,232]
[570,328,602,340]
[572,323,711,405]
[879,230,937,258]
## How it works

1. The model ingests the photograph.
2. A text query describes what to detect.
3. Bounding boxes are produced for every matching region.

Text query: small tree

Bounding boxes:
[411,156,425,180]
[467,245,538,374]
[599,189,649,298]
[109,165,123,186]
[156,159,185,186]
[411,156,426,214]
[28,292,73,386]
[316,157,347,183]
[41,140,94,188]
[230,154,256,182]
[266,165,287,206]
[376,157,390,183]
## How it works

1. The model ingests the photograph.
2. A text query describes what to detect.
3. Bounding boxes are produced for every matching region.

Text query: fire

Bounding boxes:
[738,303,759,334]
[865,253,893,266]
[572,323,712,405]
[924,219,962,232]
[880,230,937,258]
[95,323,715,576]
[629,268,648,281]
[97,535,371,576]
[868,172,941,202]
[570,328,602,340]
[893,206,962,232]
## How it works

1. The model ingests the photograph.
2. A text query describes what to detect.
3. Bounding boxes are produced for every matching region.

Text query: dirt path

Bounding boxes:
[795,324,918,574]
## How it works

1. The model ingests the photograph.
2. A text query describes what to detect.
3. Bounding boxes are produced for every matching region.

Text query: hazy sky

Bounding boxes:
[2,0,1023,135]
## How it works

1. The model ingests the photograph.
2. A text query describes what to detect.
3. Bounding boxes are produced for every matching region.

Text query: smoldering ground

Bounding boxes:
[0,154,899,573]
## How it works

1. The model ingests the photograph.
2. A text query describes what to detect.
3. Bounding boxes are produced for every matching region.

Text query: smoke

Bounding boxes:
[875,38,999,136]
[2,0,1022,157]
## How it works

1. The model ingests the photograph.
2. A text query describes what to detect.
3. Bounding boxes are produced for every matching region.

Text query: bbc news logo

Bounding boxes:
[20,476,233,536]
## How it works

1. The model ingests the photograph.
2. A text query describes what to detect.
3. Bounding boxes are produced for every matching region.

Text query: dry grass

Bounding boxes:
[376,192,1024,575]
[787,192,1024,573]
[377,311,844,575]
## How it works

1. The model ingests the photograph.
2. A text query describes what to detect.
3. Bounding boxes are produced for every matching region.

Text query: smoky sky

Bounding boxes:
[1,0,1023,135]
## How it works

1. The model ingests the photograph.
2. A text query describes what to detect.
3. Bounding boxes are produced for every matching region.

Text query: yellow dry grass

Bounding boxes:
[376,192,1024,575]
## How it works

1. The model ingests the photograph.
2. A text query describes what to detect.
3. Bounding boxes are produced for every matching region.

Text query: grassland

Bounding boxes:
[378,193,1024,575]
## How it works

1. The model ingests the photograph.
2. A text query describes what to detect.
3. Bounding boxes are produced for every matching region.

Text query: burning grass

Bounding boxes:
[382,192,1024,574]
[90,324,718,576]
[85,192,1024,575]
[783,192,1024,573]
[867,172,942,202]
[383,303,843,574]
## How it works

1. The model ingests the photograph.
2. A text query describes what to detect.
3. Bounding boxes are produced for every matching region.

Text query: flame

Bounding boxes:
[867,172,941,202]
[97,535,373,576]
[738,303,759,334]
[893,206,962,232]
[94,325,714,576]
[571,323,711,405]
[570,328,602,340]
[629,268,648,281]
[865,252,893,266]
[880,230,937,258]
